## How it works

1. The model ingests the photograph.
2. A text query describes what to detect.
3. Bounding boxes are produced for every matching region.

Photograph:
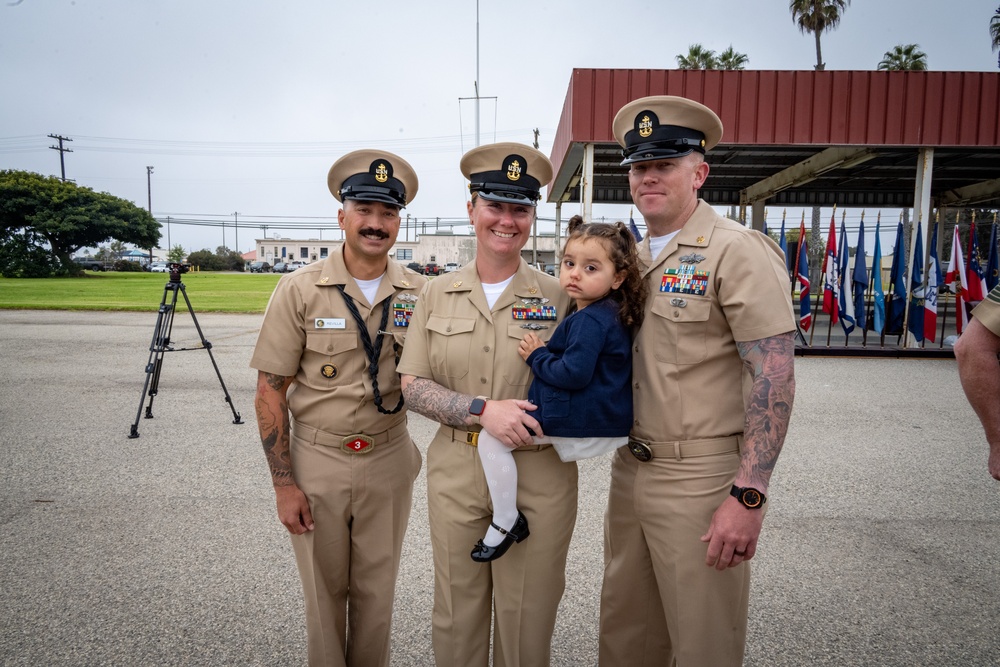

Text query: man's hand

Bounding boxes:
[701,496,765,570]
[518,332,545,361]
[480,399,541,448]
[274,484,314,535]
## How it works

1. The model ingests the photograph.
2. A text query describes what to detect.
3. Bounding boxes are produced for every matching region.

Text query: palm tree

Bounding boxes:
[717,46,749,71]
[878,44,927,71]
[676,44,717,70]
[991,6,1000,68]
[789,0,851,71]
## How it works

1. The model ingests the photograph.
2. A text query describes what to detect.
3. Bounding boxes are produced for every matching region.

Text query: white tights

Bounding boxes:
[477,429,520,547]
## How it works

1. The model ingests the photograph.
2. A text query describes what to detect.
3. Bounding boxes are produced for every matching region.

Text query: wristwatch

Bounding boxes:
[468,396,489,426]
[730,485,767,509]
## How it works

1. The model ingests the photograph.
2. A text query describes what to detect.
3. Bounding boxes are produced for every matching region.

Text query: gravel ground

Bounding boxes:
[1,309,997,666]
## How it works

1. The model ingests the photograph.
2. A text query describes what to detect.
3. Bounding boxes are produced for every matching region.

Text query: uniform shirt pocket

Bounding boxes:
[503,323,535,388]
[649,295,712,365]
[426,315,476,380]
[303,330,359,388]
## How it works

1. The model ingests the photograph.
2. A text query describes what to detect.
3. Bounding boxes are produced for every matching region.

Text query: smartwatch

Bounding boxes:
[730,485,767,509]
[468,396,489,425]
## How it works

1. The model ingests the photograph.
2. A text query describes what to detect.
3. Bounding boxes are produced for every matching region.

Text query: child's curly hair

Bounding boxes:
[564,215,648,330]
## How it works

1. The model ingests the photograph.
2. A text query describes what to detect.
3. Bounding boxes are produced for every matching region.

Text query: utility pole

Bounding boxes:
[48,134,73,182]
[533,128,540,149]
[233,212,239,256]
[146,166,154,264]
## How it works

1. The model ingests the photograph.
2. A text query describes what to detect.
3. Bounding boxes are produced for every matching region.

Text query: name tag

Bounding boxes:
[315,318,346,329]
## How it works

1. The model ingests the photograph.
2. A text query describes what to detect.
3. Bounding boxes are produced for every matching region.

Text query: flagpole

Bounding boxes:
[894,211,906,347]
[808,210,821,347]
[825,208,841,348]
[861,211,874,347]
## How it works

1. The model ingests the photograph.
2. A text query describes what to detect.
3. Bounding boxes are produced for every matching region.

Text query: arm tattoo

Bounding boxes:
[402,377,475,427]
[255,372,294,487]
[735,331,796,488]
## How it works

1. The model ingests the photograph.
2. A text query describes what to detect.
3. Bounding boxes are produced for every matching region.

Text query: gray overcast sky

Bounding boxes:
[1,0,997,253]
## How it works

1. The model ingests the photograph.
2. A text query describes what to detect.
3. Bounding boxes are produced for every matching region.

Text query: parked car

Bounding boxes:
[272,262,289,273]
[424,262,441,276]
[405,261,424,273]
[444,262,460,273]
[286,261,306,272]
[72,257,108,271]
[248,261,272,273]
[149,262,169,273]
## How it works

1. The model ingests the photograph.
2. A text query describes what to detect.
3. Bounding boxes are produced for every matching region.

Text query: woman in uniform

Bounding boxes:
[398,142,577,667]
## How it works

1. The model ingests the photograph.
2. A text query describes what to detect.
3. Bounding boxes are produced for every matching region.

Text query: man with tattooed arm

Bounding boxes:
[598,96,797,667]
[250,150,426,667]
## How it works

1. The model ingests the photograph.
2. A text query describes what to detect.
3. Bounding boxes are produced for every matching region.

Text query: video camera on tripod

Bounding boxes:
[128,262,242,438]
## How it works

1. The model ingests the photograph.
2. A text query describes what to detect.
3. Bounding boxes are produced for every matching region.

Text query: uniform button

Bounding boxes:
[446,326,452,332]
[634,382,639,389]
[327,345,334,352]
[483,345,490,352]
[673,311,680,317]
[634,346,640,353]
[481,377,488,384]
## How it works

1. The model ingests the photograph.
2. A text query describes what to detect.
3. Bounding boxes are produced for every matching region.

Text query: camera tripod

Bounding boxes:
[128,267,243,438]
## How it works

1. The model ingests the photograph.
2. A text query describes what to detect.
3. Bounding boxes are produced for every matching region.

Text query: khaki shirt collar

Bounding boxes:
[443,259,546,320]
[642,199,717,276]
[315,245,413,308]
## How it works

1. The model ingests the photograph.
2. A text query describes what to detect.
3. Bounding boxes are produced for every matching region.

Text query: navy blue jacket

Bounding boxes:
[526,296,633,438]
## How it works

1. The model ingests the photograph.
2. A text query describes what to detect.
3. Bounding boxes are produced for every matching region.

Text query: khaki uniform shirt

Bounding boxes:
[632,200,795,443]
[398,259,570,402]
[250,245,427,434]
[972,283,1000,336]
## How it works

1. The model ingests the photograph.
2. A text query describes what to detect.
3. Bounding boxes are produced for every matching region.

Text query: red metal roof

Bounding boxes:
[549,68,1000,208]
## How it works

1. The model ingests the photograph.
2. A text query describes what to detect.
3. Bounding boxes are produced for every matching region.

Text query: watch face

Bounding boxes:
[741,489,763,508]
[470,398,487,416]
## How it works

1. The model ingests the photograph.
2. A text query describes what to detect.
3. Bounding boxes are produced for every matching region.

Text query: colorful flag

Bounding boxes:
[968,222,987,302]
[779,221,789,276]
[628,209,643,243]
[870,222,885,334]
[821,214,839,325]
[923,223,941,343]
[796,219,812,331]
[945,225,969,334]
[907,223,924,342]
[837,218,855,335]
[886,221,906,335]
[987,223,999,292]
[853,220,868,332]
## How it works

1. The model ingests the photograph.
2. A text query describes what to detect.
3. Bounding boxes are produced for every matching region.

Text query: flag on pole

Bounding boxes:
[923,223,941,343]
[628,208,643,243]
[870,222,885,334]
[822,213,839,325]
[907,223,924,342]
[886,221,907,335]
[968,223,988,301]
[987,223,999,292]
[796,219,812,331]
[853,220,868,332]
[945,225,969,334]
[837,218,855,334]
[779,220,789,276]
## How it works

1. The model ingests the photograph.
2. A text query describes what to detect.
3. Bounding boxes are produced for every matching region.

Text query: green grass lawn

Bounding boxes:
[0,271,281,313]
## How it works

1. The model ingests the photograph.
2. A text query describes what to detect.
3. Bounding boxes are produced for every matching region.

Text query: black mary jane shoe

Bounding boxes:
[470,511,530,563]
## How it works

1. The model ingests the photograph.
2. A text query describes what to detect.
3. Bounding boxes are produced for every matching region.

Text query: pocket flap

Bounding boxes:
[650,295,711,323]
[426,315,476,336]
[305,330,358,354]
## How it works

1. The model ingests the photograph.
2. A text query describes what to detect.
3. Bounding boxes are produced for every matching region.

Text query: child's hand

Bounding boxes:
[518,332,544,361]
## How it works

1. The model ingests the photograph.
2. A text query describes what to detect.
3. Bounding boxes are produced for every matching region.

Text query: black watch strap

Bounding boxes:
[730,485,767,509]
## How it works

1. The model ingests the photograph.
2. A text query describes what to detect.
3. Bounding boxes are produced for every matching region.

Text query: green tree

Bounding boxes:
[991,6,1000,68]
[717,46,749,70]
[676,44,718,69]
[187,249,224,271]
[878,44,927,71]
[167,244,187,263]
[0,170,160,277]
[790,0,851,71]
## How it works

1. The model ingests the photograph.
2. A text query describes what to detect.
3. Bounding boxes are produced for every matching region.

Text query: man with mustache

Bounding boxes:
[251,150,427,667]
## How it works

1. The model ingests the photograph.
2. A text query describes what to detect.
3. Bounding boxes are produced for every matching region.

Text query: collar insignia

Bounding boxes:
[452,281,463,288]
[320,276,330,284]
[401,279,411,288]
[696,236,705,243]
[528,287,538,295]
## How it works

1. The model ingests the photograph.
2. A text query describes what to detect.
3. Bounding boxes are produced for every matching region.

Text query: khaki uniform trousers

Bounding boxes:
[289,421,422,667]
[427,429,578,667]
[599,438,750,667]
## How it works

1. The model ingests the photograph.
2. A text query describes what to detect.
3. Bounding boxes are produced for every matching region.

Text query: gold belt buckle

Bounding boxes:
[627,439,652,462]
[342,434,375,454]
[466,431,479,447]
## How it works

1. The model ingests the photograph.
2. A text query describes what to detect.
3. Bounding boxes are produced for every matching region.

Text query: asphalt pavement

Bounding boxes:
[1,309,998,666]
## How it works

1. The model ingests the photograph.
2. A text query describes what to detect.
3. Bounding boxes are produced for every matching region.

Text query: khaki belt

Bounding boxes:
[447,427,551,451]
[627,435,742,462]
[294,421,409,454]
